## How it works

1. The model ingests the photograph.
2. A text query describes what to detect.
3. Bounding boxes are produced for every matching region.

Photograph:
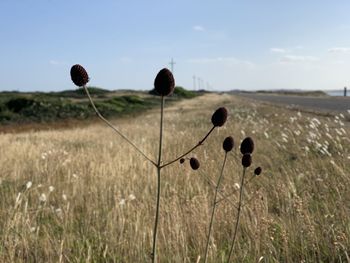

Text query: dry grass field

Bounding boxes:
[0,93,349,262]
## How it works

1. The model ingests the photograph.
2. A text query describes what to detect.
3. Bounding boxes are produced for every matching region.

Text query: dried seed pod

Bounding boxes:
[190,157,200,170]
[241,154,252,168]
[70,64,89,87]
[179,158,185,164]
[223,136,234,152]
[254,167,262,175]
[211,107,228,127]
[240,137,254,154]
[154,68,175,96]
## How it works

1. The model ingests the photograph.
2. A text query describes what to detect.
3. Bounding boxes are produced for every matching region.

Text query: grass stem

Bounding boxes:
[204,152,228,263]
[227,167,246,262]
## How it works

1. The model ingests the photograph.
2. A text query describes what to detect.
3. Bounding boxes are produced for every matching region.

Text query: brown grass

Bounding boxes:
[0,93,349,262]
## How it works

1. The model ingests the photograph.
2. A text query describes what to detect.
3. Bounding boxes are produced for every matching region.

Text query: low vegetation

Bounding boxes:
[0,86,199,124]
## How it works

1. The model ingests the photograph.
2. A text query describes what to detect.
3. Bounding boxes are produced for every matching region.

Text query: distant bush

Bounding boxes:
[173,86,197,98]
[6,97,35,113]
[149,86,197,98]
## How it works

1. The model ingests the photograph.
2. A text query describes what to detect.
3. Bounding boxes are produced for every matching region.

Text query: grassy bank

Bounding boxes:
[0,86,198,125]
[0,93,348,262]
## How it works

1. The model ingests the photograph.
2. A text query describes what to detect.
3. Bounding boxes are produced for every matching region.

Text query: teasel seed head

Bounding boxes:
[70,64,89,87]
[242,154,252,168]
[190,157,200,170]
[223,136,234,152]
[154,68,175,96]
[211,107,228,127]
[240,137,254,155]
[180,158,185,164]
[254,167,262,175]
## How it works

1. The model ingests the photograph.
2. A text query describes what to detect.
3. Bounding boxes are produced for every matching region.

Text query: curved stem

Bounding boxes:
[204,152,228,263]
[83,85,157,167]
[151,96,165,263]
[227,167,246,262]
[160,126,215,168]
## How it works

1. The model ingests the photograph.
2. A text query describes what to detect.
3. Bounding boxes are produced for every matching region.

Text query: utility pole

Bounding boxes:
[344,86,347,97]
[169,58,176,73]
[193,75,196,90]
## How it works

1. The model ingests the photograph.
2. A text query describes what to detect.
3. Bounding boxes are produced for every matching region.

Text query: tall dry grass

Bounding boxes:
[0,94,349,262]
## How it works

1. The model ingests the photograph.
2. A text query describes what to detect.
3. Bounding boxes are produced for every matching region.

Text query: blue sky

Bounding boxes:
[1,1,350,91]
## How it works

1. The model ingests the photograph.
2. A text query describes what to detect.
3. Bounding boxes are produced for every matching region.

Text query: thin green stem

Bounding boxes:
[204,152,228,263]
[227,167,246,262]
[160,126,215,168]
[151,96,165,263]
[83,85,157,167]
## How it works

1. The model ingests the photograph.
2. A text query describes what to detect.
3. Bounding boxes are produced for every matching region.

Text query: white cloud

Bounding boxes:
[328,47,350,54]
[193,25,205,32]
[187,57,254,67]
[280,55,319,63]
[49,60,60,65]
[49,60,66,66]
[270,48,287,53]
[119,57,133,63]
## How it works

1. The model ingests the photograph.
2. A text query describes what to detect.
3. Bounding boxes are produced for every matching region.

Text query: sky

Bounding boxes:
[1,0,350,92]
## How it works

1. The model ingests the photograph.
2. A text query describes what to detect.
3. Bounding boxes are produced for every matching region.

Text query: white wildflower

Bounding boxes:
[49,186,54,192]
[119,199,126,206]
[55,208,63,218]
[26,181,32,189]
[128,194,136,201]
[62,194,67,201]
[335,129,343,136]
[39,193,47,202]
[234,183,240,190]
[339,113,345,119]
[264,132,269,139]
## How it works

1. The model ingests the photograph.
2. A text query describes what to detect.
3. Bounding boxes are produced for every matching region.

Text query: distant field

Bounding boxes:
[0,86,198,127]
[0,93,349,262]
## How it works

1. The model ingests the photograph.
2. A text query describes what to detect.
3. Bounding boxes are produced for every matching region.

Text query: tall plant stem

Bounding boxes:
[83,85,157,166]
[152,96,165,263]
[160,126,215,168]
[227,167,246,262]
[204,152,228,263]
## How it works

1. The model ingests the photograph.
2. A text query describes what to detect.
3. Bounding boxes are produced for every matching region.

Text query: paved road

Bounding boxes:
[237,93,350,114]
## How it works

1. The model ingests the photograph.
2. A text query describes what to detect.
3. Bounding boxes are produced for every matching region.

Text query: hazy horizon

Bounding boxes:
[1,1,350,92]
